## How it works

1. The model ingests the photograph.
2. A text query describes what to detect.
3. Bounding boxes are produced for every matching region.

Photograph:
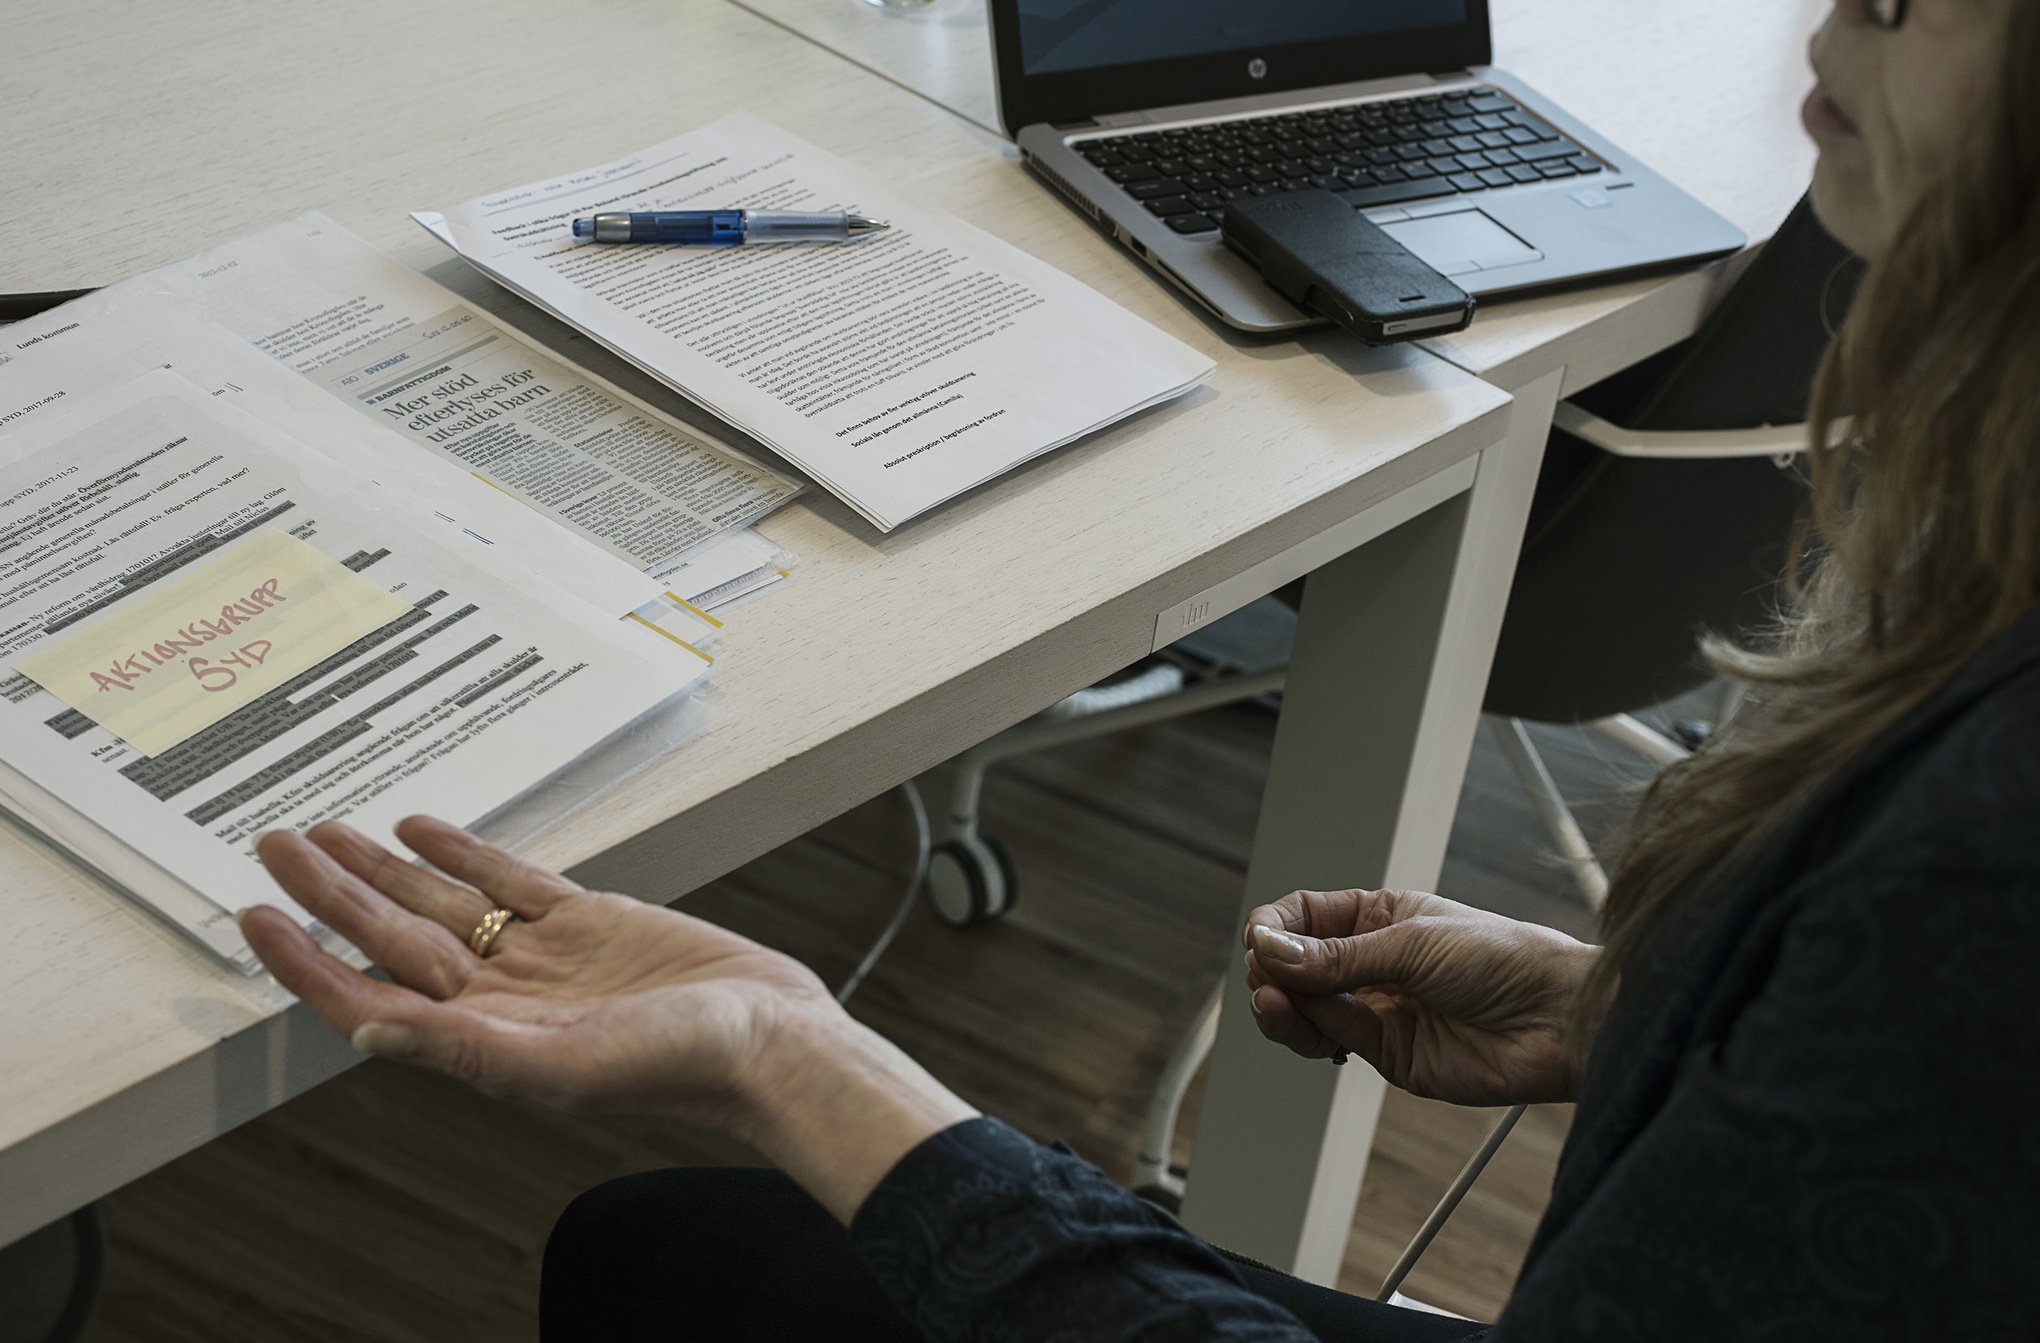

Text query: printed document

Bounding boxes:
[0,370,695,961]
[432,113,1215,531]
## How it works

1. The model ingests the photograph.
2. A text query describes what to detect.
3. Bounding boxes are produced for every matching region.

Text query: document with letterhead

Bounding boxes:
[0,370,698,970]
[426,112,1215,532]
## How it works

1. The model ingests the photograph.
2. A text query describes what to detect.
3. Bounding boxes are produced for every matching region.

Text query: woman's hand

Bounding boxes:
[1243,888,1597,1106]
[241,816,976,1221]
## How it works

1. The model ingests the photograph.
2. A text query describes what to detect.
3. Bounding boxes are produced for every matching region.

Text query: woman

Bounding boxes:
[241,0,2040,1336]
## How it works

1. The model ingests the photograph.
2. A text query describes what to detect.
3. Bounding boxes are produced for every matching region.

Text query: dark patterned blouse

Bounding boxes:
[852,606,2040,1341]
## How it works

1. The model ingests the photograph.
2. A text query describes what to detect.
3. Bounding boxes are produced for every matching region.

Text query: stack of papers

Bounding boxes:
[0,370,695,971]
[0,221,811,971]
[422,112,1215,532]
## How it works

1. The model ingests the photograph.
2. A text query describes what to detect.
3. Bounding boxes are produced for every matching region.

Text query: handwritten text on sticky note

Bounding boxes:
[14,529,415,757]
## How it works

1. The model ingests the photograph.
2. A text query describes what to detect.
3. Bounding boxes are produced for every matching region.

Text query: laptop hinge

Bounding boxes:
[1127,72,1447,129]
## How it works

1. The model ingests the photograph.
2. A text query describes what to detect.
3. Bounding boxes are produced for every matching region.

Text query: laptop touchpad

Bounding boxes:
[1378,210,1541,277]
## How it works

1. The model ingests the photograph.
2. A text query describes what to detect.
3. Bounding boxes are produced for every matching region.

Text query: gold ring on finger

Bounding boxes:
[469,906,517,957]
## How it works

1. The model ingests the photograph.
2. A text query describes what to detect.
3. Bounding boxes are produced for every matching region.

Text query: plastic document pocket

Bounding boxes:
[14,529,415,757]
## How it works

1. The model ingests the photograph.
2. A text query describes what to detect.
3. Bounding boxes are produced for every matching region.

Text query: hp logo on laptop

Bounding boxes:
[1247,57,1267,79]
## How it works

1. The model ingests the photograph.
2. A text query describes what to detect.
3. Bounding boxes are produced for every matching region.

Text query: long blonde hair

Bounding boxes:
[1592,0,2040,1005]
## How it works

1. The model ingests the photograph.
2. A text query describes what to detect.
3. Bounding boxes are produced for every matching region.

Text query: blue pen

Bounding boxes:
[570,210,890,245]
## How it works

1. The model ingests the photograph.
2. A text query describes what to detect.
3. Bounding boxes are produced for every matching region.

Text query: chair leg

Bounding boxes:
[938,753,993,849]
[1715,677,1748,729]
[937,664,1198,845]
[1375,1104,1526,1303]
[1487,716,1609,909]
[1038,662,1186,722]
[1130,980,1223,1209]
[1586,712,1692,768]
[939,666,1288,847]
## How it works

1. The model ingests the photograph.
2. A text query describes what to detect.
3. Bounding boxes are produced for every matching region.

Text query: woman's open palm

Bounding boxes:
[241,816,838,1131]
[1244,887,1597,1106]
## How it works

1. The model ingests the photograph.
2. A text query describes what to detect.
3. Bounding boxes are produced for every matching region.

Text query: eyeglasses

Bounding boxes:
[1863,0,1908,29]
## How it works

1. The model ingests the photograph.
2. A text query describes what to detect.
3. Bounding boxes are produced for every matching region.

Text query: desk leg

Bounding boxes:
[1177,369,1563,1282]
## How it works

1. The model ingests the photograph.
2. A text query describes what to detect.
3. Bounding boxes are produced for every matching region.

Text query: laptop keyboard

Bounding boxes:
[1074,87,1604,236]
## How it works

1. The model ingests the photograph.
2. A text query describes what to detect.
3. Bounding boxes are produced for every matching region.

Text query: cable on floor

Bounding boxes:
[836,779,932,1005]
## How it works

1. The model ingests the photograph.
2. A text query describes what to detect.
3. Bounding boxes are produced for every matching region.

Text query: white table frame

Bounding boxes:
[0,0,1519,1271]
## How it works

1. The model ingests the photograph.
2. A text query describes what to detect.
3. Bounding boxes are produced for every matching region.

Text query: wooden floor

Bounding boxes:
[77,648,1673,1339]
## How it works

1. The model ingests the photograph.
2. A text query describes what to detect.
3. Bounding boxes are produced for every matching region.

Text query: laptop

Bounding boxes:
[994,0,1747,332]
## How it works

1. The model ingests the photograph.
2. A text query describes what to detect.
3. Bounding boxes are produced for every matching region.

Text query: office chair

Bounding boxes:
[1480,192,1861,904]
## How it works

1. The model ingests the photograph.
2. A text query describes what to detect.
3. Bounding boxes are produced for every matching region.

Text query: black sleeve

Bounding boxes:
[1493,738,2040,1339]
[849,1117,1322,1342]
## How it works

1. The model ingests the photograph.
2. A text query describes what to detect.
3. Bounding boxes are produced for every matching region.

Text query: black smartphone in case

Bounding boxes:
[1221,192,1474,344]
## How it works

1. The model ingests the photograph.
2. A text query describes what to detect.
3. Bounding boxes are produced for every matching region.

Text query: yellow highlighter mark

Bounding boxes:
[14,530,414,757]
[663,592,724,628]
[626,612,714,664]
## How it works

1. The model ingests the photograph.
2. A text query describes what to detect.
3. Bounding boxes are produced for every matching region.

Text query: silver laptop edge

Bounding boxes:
[1017,68,1747,333]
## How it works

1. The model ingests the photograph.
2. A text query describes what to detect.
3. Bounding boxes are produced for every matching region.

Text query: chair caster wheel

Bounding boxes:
[924,833,1018,928]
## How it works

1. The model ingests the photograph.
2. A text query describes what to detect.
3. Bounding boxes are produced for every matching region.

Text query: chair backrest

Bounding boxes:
[1481,195,1864,723]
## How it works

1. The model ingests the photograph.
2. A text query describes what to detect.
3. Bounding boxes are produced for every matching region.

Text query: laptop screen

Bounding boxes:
[1017,0,1470,77]
[990,0,1490,136]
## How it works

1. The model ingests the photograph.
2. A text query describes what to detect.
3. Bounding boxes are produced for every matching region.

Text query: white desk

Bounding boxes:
[0,0,1530,1284]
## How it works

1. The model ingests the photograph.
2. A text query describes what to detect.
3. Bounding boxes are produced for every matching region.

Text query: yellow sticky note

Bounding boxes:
[14,529,415,757]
